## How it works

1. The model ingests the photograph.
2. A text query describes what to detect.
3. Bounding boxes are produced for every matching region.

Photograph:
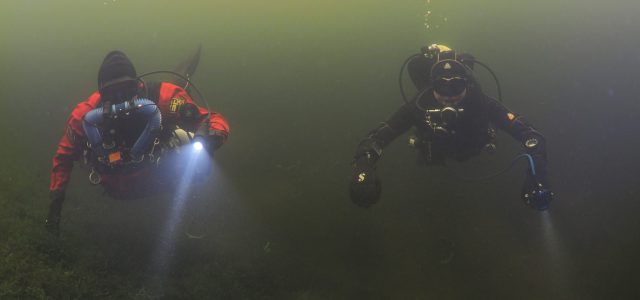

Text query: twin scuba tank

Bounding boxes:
[82,97,162,182]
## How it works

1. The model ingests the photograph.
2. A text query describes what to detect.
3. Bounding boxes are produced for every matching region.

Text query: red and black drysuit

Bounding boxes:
[50,82,229,198]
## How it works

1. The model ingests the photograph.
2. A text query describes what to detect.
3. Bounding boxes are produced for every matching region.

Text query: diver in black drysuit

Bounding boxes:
[349,45,553,210]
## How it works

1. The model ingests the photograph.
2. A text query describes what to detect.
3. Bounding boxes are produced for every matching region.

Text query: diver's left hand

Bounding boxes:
[205,133,225,154]
[521,178,553,211]
[194,130,225,156]
[45,190,64,236]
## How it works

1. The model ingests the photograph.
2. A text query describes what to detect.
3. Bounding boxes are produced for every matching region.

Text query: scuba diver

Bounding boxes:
[349,44,553,211]
[46,48,230,234]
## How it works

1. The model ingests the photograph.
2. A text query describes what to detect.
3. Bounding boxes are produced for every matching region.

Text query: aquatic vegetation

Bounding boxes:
[0,168,280,298]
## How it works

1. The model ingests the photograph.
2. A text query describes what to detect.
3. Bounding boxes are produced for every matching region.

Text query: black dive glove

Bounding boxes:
[45,190,65,235]
[194,122,225,156]
[521,178,553,211]
[520,154,553,211]
[349,157,381,208]
[204,133,225,153]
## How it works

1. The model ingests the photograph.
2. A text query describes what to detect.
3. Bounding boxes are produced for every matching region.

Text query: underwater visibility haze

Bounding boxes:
[2,0,640,298]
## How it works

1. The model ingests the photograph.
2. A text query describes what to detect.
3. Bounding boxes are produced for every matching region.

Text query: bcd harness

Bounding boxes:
[82,98,162,184]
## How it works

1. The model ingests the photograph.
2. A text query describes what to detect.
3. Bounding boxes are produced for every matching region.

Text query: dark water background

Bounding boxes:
[2,0,640,298]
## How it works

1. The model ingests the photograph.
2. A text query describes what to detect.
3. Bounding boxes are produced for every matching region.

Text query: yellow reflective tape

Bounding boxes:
[169,98,186,113]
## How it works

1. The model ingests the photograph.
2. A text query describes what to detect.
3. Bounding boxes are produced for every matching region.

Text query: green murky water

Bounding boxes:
[2,0,640,298]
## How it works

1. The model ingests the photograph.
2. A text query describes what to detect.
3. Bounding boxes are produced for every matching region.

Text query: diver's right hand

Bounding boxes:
[521,177,553,211]
[45,190,64,236]
[349,166,381,208]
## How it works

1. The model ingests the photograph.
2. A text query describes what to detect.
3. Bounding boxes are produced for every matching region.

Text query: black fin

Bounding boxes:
[173,44,202,90]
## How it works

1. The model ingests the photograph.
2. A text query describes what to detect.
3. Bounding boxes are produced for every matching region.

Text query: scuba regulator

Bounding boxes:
[408,105,467,165]
[424,106,464,139]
